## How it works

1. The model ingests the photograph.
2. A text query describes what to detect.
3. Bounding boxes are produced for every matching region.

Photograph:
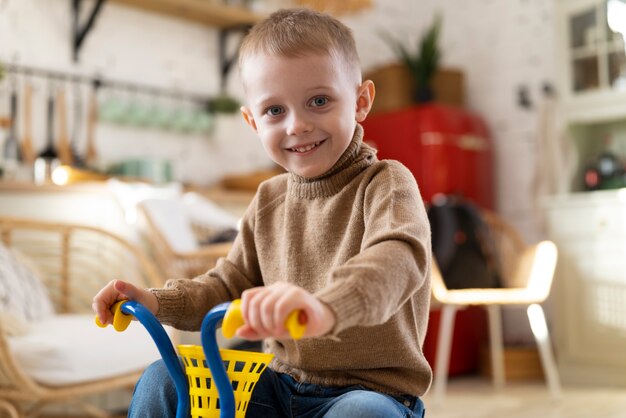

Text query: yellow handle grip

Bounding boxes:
[95,300,132,332]
[222,299,306,340]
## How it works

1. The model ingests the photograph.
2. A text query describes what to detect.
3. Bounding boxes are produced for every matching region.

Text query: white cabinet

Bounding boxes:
[558,0,626,123]
[544,190,626,385]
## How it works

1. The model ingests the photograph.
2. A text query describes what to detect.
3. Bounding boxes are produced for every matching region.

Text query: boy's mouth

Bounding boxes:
[289,139,325,153]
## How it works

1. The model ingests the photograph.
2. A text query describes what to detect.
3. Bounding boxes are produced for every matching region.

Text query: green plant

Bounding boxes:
[0,61,5,82]
[381,14,442,102]
[206,94,240,114]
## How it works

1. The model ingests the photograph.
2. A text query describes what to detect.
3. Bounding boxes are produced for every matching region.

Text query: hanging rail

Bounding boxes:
[4,63,211,104]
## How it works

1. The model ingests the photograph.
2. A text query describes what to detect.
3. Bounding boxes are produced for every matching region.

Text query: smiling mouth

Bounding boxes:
[289,140,325,153]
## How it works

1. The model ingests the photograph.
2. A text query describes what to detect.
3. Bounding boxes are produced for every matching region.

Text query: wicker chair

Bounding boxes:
[0,216,165,418]
[430,210,562,403]
[138,198,233,279]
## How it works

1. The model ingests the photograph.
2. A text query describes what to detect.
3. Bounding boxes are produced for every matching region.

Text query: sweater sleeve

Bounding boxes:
[151,194,264,331]
[316,162,431,335]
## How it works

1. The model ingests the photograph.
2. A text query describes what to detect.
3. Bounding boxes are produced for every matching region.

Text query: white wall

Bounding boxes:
[0,0,559,236]
[346,0,559,243]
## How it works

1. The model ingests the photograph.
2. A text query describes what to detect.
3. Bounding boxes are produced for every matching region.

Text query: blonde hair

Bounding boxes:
[238,8,361,79]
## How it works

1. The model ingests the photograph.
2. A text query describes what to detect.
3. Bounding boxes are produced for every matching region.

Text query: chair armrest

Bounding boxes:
[514,240,558,300]
[170,242,232,260]
[165,242,232,278]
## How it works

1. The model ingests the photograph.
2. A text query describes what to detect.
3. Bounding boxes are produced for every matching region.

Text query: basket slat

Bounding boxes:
[178,345,273,418]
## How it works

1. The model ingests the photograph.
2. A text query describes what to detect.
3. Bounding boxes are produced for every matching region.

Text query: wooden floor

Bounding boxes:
[422,376,626,418]
[40,376,626,418]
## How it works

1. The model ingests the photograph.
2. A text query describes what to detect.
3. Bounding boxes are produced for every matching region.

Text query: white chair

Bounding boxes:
[430,210,561,403]
[106,178,184,239]
[139,196,236,279]
[107,177,238,279]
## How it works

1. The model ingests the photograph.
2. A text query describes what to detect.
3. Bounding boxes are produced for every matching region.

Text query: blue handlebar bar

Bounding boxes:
[120,301,190,418]
[200,302,236,418]
[119,301,236,418]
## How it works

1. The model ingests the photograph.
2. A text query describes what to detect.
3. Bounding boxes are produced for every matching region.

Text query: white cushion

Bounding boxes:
[183,192,240,231]
[8,314,174,386]
[107,178,183,225]
[141,199,200,253]
[0,244,55,324]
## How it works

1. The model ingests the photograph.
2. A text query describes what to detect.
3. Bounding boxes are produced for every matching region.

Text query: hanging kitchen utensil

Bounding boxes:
[85,83,98,167]
[56,88,73,166]
[34,88,60,184]
[2,81,21,179]
[20,81,35,165]
[71,82,85,167]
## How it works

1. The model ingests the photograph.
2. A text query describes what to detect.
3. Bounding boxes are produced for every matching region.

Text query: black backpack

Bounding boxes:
[428,198,502,289]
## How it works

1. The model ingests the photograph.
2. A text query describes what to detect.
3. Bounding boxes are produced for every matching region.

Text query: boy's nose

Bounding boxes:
[286,112,313,136]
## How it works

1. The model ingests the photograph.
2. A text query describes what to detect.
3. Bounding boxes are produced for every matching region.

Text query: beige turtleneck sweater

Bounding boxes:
[152,124,433,396]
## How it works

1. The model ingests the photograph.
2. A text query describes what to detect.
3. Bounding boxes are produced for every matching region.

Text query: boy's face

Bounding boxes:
[240,52,374,178]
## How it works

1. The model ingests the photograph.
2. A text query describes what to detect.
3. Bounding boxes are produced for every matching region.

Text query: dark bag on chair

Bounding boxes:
[428,198,502,289]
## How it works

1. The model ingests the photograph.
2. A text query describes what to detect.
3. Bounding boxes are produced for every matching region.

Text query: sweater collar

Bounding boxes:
[288,124,377,199]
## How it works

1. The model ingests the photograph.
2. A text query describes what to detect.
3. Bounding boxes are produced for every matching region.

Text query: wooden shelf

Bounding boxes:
[0,180,110,194]
[109,0,263,28]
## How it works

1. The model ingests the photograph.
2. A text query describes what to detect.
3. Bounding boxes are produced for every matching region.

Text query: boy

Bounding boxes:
[93,8,432,418]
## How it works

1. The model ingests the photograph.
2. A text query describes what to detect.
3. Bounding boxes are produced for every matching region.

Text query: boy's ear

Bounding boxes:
[355,80,376,123]
[240,106,258,133]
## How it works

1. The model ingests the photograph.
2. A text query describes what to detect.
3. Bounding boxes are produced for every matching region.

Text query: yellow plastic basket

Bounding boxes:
[97,299,301,417]
[178,345,274,418]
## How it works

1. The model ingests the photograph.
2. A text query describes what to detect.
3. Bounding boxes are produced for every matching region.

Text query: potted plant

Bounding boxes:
[381,14,442,103]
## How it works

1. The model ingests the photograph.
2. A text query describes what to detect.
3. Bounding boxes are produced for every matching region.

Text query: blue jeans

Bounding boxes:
[128,359,425,418]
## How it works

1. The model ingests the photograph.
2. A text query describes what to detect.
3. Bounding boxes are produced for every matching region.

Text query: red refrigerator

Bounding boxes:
[362,103,494,209]
[362,103,494,375]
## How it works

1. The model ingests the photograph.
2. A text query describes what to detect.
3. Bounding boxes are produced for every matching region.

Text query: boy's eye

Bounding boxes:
[310,96,329,107]
[265,106,284,117]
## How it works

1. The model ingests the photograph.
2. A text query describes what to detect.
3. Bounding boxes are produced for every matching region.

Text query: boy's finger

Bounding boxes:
[93,302,112,326]
[113,280,128,295]
[113,280,141,301]
[240,286,264,322]
[235,325,263,341]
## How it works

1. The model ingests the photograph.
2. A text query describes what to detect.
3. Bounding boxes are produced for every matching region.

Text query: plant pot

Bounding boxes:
[363,64,465,114]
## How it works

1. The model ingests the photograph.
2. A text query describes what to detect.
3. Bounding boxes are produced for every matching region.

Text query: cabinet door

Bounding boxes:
[545,191,626,385]
[559,0,626,122]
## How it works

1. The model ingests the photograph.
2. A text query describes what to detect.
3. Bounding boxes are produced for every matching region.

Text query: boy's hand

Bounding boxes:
[238,283,336,340]
[92,280,158,327]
